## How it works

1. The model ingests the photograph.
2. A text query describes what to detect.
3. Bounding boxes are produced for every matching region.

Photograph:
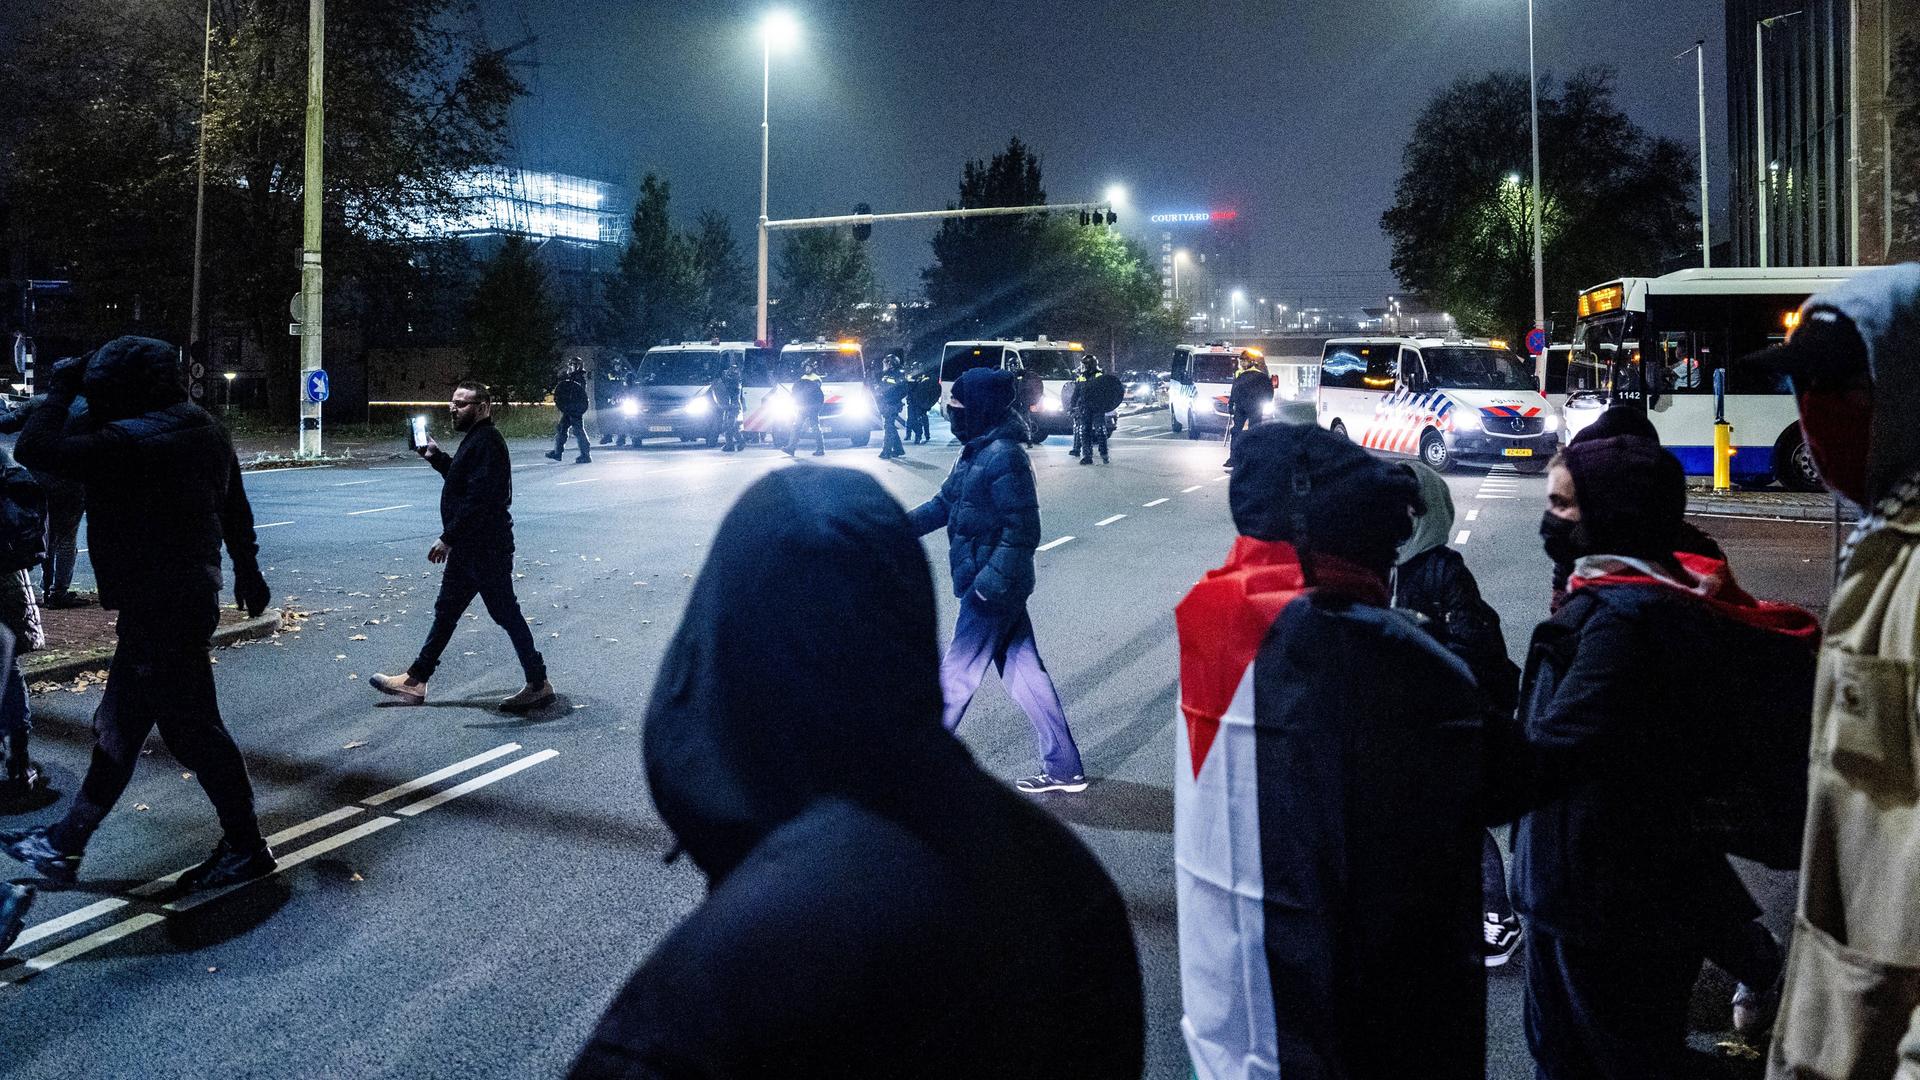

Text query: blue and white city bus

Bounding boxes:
[1567,266,1867,490]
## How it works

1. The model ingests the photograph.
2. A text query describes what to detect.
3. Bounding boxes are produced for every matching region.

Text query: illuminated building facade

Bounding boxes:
[1153,208,1250,334]
[406,168,630,248]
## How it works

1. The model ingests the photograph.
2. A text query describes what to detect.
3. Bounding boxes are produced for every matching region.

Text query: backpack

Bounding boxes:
[0,461,47,573]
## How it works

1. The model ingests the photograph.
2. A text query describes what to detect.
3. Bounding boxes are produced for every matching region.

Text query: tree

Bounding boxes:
[464,235,559,403]
[604,174,694,350]
[0,0,523,414]
[921,136,1048,340]
[685,210,752,339]
[776,226,877,343]
[1381,68,1695,339]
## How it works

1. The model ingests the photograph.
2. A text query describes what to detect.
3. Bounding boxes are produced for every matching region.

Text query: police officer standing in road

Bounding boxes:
[784,357,827,458]
[1,337,277,901]
[1071,355,1123,466]
[875,352,909,459]
[711,361,745,453]
[1225,354,1274,469]
[547,360,591,464]
[905,366,938,445]
[371,381,554,712]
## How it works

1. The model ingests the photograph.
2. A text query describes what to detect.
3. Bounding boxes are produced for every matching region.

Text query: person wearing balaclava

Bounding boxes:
[908,368,1085,793]
[783,356,827,458]
[874,351,908,460]
[1745,263,1920,1078]
[1513,437,1820,1079]
[0,337,276,927]
[570,467,1144,1079]
[1175,422,1487,1080]
[1393,461,1526,968]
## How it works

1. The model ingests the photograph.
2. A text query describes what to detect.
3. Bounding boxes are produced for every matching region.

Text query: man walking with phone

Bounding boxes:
[372,381,553,711]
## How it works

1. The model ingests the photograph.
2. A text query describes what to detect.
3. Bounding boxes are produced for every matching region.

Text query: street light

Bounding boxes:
[1490,0,1548,385]
[1755,10,1803,268]
[754,9,801,348]
[1172,249,1189,305]
[1104,184,1129,208]
[222,370,236,412]
[1231,289,1246,332]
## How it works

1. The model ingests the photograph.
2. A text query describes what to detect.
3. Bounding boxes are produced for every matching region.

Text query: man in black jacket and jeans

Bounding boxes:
[0,336,276,895]
[372,381,553,711]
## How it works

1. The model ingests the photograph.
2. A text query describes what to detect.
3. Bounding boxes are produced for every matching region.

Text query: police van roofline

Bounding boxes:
[942,338,1077,348]
[1322,335,1505,348]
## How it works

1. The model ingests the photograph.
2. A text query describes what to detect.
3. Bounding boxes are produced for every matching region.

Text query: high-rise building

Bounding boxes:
[1726,0,1919,266]
[1152,208,1250,334]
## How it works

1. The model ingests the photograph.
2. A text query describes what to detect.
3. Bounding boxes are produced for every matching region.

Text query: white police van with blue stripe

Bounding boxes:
[1316,337,1563,472]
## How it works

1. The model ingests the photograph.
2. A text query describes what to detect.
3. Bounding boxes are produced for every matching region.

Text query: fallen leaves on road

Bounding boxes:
[334,654,347,661]
[347,673,358,680]
[349,872,364,882]
[349,634,367,641]
[134,803,149,812]
[343,740,367,750]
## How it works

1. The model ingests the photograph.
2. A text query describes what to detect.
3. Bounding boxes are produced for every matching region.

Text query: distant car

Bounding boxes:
[1116,370,1164,407]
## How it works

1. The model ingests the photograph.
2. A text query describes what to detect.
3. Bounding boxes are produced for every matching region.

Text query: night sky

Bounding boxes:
[475,0,1730,311]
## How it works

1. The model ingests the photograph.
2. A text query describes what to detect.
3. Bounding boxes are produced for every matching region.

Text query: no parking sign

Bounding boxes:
[1525,328,1548,356]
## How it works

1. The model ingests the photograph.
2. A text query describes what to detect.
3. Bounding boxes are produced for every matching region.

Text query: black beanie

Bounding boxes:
[1570,405,1660,446]
[1559,434,1685,560]
[1229,423,1419,580]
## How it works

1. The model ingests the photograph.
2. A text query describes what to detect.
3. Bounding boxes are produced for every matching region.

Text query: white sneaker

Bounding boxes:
[1014,773,1089,794]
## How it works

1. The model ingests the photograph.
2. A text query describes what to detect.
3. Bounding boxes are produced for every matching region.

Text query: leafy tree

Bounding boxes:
[776,226,877,343]
[685,210,752,338]
[0,0,523,413]
[921,136,1048,340]
[604,174,694,349]
[464,235,559,403]
[1381,68,1695,339]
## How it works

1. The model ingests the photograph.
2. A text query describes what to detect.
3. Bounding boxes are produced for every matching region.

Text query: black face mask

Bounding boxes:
[1539,512,1586,567]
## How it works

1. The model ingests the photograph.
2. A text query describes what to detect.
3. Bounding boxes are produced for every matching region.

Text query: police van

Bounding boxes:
[1169,343,1273,437]
[741,340,874,448]
[1315,336,1562,472]
[938,338,1100,437]
[611,342,760,447]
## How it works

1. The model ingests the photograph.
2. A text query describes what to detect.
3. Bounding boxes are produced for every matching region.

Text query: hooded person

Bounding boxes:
[570,467,1144,1080]
[1511,436,1821,1079]
[1223,358,1274,469]
[1746,262,1920,1078]
[910,368,1086,794]
[1,337,276,913]
[1175,422,1487,1080]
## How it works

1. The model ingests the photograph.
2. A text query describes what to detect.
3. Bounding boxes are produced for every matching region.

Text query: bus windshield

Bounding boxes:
[1009,349,1079,380]
[639,352,723,385]
[783,348,864,382]
[1422,347,1536,391]
[1570,313,1641,396]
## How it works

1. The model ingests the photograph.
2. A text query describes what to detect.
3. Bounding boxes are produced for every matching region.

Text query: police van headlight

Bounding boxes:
[1262,399,1277,416]
[618,397,641,417]
[1543,413,1562,433]
[841,387,873,418]
[684,395,712,417]
[771,389,798,423]
[1039,393,1063,414]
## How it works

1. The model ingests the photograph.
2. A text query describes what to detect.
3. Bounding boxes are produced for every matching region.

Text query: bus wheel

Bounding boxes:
[849,428,872,448]
[1185,406,1200,440]
[1329,420,1348,442]
[1419,430,1453,472]
[1777,426,1824,492]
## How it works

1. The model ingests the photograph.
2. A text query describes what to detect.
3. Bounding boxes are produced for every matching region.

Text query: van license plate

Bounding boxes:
[1503,448,1533,457]
[649,425,676,433]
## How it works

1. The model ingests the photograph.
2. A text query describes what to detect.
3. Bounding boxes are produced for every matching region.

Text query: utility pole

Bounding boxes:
[1677,40,1711,266]
[298,0,324,456]
[188,0,213,375]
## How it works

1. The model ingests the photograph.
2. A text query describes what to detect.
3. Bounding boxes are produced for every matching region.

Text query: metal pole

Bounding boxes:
[1688,40,1711,266]
[298,0,323,457]
[1757,18,1770,267]
[1526,0,1547,392]
[754,39,770,347]
[188,0,212,364]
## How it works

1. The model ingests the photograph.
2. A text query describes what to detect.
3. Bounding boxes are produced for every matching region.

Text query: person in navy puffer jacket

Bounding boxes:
[909,369,1085,794]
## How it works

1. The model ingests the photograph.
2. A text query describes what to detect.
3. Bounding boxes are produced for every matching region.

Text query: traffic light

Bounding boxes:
[852,203,871,242]
[1078,208,1119,227]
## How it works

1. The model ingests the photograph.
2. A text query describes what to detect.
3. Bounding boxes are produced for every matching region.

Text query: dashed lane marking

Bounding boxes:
[394,749,559,817]
[1465,509,1480,522]
[1143,498,1169,507]
[555,478,601,486]
[257,521,295,529]
[1181,485,1203,493]
[331,479,381,487]
[346,504,413,516]
[1037,536,1075,552]
[362,744,523,806]
[1455,530,1472,545]
[1476,495,1517,500]
[1210,474,1229,483]
[240,465,336,476]
[1095,515,1126,527]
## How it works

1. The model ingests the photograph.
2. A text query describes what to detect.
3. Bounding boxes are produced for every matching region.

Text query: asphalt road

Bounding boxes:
[0,413,1839,1078]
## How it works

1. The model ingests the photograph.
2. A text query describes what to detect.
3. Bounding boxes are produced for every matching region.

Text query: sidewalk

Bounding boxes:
[1685,478,1856,523]
[22,600,286,689]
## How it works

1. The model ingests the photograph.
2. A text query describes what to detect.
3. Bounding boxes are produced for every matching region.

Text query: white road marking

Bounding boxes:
[265,805,366,846]
[240,465,336,476]
[395,749,560,817]
[555,477,600,486]
[256,521,295,529]
[1455,530,1472,544]
[1143,498,1169,507]
[1036,536,1075,552]
[1210,474,1229,483]
[9,899,129,953]
[1181,485,1203,493]
[347,504,412,516]
[1465,509,1480,521]
[511,462,559,470]
[332,479,381,487]
[0,914,167,985]
[1142,430,1179,439]
[1095,515,1126,527]
[362,743,523,807]
[1476,494,1516,500]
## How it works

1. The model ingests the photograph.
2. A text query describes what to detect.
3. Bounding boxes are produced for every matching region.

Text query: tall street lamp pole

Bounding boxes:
[1677,40,1711,266]
[298,0,324,457]
[188,0,213,369]
[1755,10,1802,268]
[1524,0,1546,386]
[754,10,799,349]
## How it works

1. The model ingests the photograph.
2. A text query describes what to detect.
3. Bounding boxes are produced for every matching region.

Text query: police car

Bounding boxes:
[938,337,1102,437]
[1169,343,1274,437]
[1316,336,1562,472]
[611,342,757,446]
[741,340,875,448]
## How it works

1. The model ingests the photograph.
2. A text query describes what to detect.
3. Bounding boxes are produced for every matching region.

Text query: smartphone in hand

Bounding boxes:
[408,415,430,450]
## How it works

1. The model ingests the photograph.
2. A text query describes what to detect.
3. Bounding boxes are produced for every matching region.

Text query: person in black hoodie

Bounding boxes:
[910,368,1085,794]
[0,395,89,608]
[371,381,553,711]
[546,361,592,464]
[570,466,1144,1080]
[1223,355,1273,468]
[0,336,275,895]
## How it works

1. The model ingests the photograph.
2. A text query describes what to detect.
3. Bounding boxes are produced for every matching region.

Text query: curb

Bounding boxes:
[22,609,287,686]
[1686,498,1858,524]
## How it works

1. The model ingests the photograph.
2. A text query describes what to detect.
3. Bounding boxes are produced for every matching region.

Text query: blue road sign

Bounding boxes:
[304,369,330,403]
[1526,327,1548,356]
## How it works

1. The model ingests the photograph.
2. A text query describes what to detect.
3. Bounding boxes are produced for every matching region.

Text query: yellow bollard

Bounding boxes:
[1713,420,1733,492]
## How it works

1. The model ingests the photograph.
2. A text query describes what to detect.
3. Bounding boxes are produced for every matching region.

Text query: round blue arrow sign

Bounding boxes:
[304,370,330,403]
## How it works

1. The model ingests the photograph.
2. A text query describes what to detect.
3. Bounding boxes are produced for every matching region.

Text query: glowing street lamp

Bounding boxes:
[754,9,802,347]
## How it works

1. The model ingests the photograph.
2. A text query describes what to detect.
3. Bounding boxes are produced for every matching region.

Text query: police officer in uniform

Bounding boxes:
[784,357,827,458]
[1225,355,1274,469]
[905,367,938,445]
[1070,355,1108,465]
[712,361,745,453]
[875,352,909,459]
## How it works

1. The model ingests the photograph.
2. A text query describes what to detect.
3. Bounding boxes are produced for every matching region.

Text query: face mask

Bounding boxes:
[1795,386,1874,505]
[1539,512,1585,567]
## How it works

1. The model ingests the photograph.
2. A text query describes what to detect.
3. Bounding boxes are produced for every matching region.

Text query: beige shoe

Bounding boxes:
[500,680,554,712]
[369,672,427,704]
